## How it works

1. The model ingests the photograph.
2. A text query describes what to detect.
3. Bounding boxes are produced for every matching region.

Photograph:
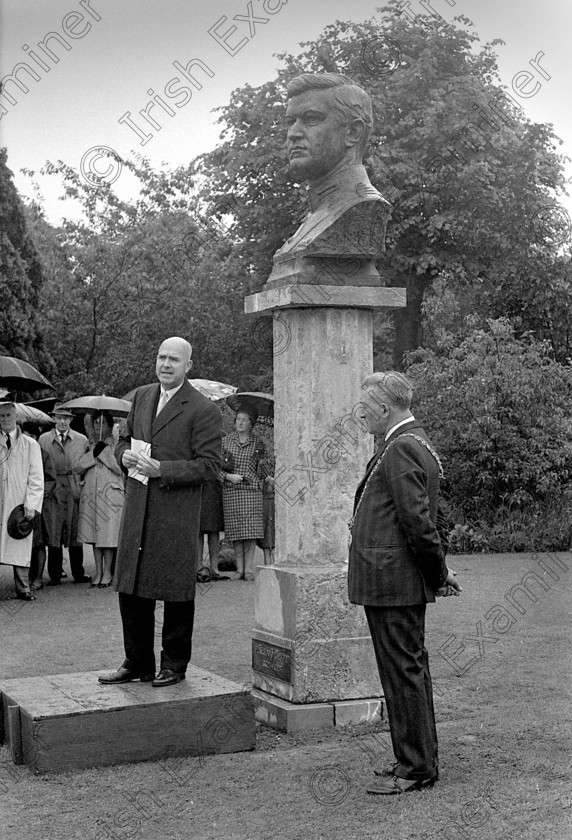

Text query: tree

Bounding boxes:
[406,318,572,550]
[26,160,267,396]
[0,148,53,373]
[194,1,570,364]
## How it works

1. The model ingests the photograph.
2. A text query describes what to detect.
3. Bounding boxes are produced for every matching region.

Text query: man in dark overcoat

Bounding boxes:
[38,406,90,584]
[99,337,222,687]
[348,371,461,794]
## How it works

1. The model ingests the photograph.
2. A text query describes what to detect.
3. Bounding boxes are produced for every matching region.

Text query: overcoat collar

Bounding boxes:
[47,427,71,449]
[143,380,193,440]
[0,425,22,452]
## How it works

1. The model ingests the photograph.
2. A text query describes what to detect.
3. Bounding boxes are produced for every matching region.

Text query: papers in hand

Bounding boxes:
[128,439,151,485]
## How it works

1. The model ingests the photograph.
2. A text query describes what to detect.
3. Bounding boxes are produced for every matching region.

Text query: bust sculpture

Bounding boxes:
[266,73,391,289]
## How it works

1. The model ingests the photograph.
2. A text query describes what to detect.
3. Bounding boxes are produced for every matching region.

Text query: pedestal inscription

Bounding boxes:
[252,640,293,683]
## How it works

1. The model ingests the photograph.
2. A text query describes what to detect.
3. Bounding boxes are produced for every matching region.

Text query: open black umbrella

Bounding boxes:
[0,356,55,393]
[225,392,274,427]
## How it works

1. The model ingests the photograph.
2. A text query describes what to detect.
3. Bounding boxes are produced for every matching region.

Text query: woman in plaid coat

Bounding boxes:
[220,410,268,580]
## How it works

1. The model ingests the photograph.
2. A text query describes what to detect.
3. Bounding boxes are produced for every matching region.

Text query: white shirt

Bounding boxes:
[156,381,185,414]
[385,416,416,442]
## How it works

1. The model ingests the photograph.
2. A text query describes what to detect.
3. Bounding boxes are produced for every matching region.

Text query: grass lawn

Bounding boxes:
[0,551,571,840]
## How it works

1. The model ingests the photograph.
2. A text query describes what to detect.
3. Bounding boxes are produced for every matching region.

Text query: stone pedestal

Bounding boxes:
[253,566,378,703]
[245,284,406,729]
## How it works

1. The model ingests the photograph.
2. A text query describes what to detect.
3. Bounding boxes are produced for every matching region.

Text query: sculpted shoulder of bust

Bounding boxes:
[266,73,391,289]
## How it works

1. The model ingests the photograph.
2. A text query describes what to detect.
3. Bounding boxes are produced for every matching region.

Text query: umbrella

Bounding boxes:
[0,356,56,393]
[23,397,61,414]
[57,395,132,417]
[14,403,54,425]
[226,392,274,426]
[189,379,237,401]
[122,379,237,402]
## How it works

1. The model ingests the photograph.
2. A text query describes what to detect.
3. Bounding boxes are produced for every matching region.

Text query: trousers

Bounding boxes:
[118,592,195,674]
[365,604,439,781]
[47,545,85,581]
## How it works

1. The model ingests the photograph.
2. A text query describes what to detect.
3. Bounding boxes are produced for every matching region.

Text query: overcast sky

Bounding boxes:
[1,0,570,223]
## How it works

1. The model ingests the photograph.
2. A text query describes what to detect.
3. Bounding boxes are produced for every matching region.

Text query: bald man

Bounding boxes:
[99,337,222,687]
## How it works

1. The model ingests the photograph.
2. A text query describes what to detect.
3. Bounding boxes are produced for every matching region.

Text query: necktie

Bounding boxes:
[5,432,11,450]
[60,434,66,446]
[156,391,169,416]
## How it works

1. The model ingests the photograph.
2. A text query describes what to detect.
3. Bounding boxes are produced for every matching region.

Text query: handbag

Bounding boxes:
[222,449,234,473]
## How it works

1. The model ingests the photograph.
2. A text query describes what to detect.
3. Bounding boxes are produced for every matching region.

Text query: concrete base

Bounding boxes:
[0,667,255,774]
[253,688,383,733]
[253,565,382,703]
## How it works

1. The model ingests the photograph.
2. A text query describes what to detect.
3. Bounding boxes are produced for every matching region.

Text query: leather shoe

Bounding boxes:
[152,669,185,687]
[98,666,155,684]
[16,592,36,601]
[373,761,398,777]
[74,574,92,584]
[367,775,437,795]
[373,762,439,781]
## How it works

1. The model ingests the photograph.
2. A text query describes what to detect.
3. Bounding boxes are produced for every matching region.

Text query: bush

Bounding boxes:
[406,318,572,551]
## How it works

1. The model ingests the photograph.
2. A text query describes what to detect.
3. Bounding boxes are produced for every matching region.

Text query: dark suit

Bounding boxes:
[348,420,448,781]
[115,380,222,674]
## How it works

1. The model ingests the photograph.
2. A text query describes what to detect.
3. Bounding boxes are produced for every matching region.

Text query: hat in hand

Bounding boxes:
[7,505,34,540]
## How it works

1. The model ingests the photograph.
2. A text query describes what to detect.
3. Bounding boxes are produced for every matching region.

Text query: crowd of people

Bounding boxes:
[0,385,275,601]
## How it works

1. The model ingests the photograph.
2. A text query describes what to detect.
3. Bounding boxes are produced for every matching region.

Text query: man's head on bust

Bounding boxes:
[285,73,373,183]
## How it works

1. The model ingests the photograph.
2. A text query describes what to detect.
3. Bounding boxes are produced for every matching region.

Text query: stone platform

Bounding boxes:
[0,666,255,774]
[253,688,383,733]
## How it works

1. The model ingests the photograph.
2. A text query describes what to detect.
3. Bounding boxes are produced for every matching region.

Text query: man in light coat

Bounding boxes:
[39,406,91,584]
[0,402,44,600]
[99,337,222,688]
[348,372,461,795]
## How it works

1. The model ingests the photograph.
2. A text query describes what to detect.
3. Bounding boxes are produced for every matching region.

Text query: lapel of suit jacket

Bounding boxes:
[353,440,388,510]
[151,380,189,436]
[352,420,421,510]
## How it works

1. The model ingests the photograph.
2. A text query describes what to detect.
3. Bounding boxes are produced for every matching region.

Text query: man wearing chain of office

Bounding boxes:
[348,371,461,795]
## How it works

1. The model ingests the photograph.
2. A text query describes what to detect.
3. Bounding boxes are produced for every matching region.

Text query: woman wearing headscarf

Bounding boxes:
[73,411,124,588]
[220,408,268,580]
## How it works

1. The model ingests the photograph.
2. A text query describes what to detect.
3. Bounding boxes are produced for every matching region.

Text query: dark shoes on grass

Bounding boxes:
[367,775,437,795]
[369,761,439,794]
